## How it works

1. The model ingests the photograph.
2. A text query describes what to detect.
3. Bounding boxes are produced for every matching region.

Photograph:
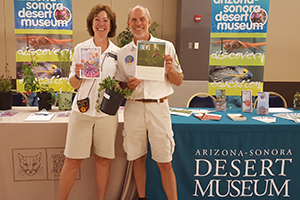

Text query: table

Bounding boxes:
[0,107,137,200]
[146,108,300,200]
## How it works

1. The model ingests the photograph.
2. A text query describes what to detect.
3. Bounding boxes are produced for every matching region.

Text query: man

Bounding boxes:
[116,5,183,200]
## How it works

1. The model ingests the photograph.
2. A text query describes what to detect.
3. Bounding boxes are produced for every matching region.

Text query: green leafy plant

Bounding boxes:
[117,26,133,48]
[0,78,12,93]
[97,76,133,96]
[149,21,159,37]
[0,63,13,93]
[56,49,74,95]
[57,49,73,77]
[96,76,133,112]
[22,53,57,104]
[117,21,159,47]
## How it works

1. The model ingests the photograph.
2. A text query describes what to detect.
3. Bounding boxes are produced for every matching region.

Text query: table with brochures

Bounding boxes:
[146,108,300,200]
[0,106,136,200]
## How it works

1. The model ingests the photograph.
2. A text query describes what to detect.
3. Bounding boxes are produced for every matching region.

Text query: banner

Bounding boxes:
[14,0,73,104]
[209,0,270,108]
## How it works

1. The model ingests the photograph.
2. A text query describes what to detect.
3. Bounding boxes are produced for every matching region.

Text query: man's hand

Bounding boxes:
[163,54,183,86]
[127,77,141,90]
[163,55,174,73]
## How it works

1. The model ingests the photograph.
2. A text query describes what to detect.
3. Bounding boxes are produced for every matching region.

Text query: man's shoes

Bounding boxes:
[138,197,148,200]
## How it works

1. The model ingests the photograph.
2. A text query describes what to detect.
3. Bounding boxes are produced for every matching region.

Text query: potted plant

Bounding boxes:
[0,63,13,110]
[96,76,133,115]
[55,49,74,110]
[22,53,57,110]
[57,78,74,110]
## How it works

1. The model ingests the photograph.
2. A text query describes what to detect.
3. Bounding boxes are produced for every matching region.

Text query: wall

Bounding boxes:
[1,0,300,107]
[0,0,5,74]
[264,0,300,82]
[263,0,300,107]
[176,0,211,80]
[0,0,12,78]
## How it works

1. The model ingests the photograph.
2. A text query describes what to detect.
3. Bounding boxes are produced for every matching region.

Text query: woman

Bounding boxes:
[59,4,119,200]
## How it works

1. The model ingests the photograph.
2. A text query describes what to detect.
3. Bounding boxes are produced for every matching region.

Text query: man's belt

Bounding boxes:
[134,96,168,103]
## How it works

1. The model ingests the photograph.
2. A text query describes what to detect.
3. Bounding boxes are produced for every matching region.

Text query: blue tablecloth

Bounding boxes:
[146,108,300,200]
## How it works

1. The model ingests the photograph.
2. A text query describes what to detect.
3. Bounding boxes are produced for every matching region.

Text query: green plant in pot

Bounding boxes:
[96,76,133,115]
[0,63,13,110]
[56,49,74,110]
[57,78,74,110]
[22,53,57,110]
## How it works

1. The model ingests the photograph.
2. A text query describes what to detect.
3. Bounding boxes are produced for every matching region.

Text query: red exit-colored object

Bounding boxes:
[194,15,202,22]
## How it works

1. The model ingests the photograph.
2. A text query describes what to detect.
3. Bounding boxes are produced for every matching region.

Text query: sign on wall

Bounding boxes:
[14,0,73,104]
[209,0,270,108]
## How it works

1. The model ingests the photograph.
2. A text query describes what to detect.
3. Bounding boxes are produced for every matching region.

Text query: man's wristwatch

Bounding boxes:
[75,74,82,80]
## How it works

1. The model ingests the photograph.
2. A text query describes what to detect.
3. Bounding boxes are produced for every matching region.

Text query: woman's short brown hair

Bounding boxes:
[86,4,117,37]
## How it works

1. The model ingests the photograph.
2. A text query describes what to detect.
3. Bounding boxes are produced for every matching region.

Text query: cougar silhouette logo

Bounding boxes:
[17,152,43,176]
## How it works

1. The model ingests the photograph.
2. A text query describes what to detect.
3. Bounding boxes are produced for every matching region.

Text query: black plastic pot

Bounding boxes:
[0,91,12,110]
[100,88,124,115]
[37,92,52,110]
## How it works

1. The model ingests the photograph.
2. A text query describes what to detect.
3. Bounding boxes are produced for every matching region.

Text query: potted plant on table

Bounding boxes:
[22,53,57,110]
[0,63,13,110]
[96,76,133,115]
[57,78,74,110]
[56,49,74,110]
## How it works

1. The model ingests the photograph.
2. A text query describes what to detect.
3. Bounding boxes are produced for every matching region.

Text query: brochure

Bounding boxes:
[0,111,19,117]
[56,111,71,117]
[241,90,253,112]
[268,108,293,113]
[80,47,101,79]
[24,113,54,122]
[227,113,247,121]
[169,108,193,117]
[252,116,276,123]
[215,89,226,111]
[136,41,166,81]
[273,113,300,123]
[190,109,215,115]
[193,113,222,121]
[256,92,269,115]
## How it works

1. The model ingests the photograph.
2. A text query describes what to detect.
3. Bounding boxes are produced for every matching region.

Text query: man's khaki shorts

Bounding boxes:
[123,100,175,163]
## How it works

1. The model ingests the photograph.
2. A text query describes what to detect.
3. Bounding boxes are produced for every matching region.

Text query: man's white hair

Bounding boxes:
[127,5,151,21]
